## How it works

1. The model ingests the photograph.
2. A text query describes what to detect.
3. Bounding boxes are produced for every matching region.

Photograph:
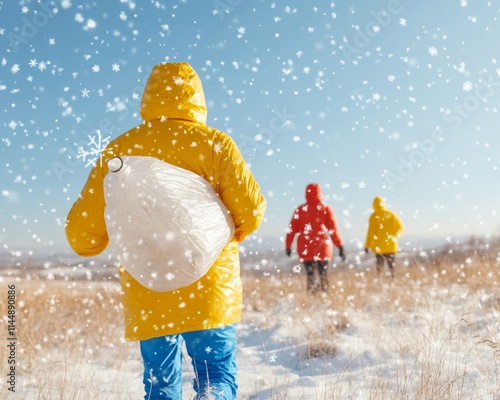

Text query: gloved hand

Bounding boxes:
[338,246,345,262]
[286,248,291,257]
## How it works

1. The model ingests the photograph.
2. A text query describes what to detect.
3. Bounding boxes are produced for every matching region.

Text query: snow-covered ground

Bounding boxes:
[1,243,499,399]
[237,285,499,399]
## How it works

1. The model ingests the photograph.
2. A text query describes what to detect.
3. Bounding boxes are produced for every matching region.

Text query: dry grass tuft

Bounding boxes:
[0,278,137,398]
[242,269,349,360]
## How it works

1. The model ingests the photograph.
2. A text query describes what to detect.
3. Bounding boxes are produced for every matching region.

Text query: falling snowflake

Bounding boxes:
[81,88,90,97]
[462,81,473,92]
[460,0,468,7]
[205,346,212,354]
[149,373,159,386]
[428,46,438,56]
[77,130,111,168]
[173,76,184,85]
[268,353,277,363]
[399,18,407,27]
[165,272,175,281]
[213,142,223,153]
[84,19,97,30]
[236,26,245,39]
[112,63,120,72]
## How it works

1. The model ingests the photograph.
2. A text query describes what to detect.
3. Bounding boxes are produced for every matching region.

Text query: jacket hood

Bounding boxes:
[305,183,323,203]
[373,196,385,211]
[140,62,207,124]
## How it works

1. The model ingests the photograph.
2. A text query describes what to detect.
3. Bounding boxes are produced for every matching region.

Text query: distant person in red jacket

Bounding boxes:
[285,183,345,293]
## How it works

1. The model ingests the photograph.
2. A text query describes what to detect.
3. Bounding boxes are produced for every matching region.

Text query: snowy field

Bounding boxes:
[0,239,499,399]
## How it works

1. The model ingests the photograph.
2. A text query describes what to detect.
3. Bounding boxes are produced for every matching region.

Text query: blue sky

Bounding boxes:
[1,0,500,253]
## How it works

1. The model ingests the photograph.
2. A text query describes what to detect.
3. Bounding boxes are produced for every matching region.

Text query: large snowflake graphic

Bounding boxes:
[77,130,111,168]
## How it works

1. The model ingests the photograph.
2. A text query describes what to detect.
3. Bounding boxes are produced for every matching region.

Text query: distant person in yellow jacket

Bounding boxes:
[364,196,404,277]
[66,62,266,400]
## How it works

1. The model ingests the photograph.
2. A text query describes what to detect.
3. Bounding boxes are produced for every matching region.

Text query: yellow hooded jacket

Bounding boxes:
[66,63,266,341]
[365,197,403,254]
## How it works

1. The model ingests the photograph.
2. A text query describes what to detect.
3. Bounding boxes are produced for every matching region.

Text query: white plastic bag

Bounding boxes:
[103,155,235,292]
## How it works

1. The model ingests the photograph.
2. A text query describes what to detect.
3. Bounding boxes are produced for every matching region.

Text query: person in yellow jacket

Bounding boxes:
[66,62,266,400]
[364,196,404,277]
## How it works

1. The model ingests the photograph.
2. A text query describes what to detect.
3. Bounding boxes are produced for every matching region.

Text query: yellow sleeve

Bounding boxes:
[365,214,376,249]
[394,212,404,237]
[217,135,266,242]
[65,163,109,257]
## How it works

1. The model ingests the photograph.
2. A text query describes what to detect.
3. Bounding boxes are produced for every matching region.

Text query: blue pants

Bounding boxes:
[140,324,238,399]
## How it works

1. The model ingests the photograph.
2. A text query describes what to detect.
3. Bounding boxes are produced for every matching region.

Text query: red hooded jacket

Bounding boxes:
[286,184,343,262]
